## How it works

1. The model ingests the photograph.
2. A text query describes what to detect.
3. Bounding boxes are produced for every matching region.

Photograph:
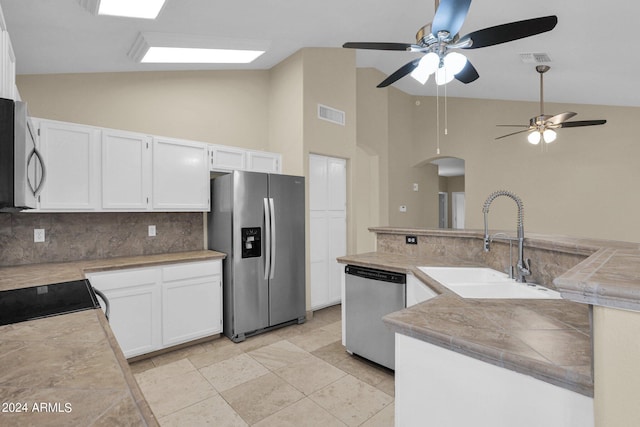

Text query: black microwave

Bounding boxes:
[0,97,45,212]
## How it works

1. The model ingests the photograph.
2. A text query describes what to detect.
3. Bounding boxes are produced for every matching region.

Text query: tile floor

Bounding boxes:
[129,305,395,426]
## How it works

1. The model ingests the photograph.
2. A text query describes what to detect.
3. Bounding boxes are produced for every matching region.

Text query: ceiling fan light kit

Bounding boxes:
[342,0,558,88]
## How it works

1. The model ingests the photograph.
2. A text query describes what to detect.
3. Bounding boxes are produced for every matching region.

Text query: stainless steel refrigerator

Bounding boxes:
[208,171,306,342]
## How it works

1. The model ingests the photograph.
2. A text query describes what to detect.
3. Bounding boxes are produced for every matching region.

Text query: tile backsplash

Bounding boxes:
[0,212,204,267]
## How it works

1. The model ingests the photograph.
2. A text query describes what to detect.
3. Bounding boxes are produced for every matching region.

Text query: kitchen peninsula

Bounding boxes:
[339,227,640,427]
[0,250,224,426]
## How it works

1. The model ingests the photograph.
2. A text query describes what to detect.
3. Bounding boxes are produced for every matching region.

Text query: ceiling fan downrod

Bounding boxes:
[537,65,550,120]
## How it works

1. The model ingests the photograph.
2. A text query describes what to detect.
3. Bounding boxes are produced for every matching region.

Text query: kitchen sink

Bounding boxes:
[418,267,562,300]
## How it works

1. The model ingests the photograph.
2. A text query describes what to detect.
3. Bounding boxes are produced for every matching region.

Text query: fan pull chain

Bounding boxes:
[444,75,448,136]
[436,82,440,154]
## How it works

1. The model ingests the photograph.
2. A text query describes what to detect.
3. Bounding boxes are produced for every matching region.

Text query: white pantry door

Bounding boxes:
[309,154,347,310]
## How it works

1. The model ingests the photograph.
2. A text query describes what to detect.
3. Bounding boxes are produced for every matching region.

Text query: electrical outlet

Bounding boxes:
[399,205,407,212]
[406,235,418,245]
[148,225,156,237]
[34,228,45,243]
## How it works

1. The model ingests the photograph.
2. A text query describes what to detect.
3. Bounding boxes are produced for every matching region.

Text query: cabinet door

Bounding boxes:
[161,260,222,346]
[102,129,152,210]
[0,31,16,100]
[310,154,346,309]
[152,137,210,211]
[247,151,281,173]
[210,145,246,171]
[38,120,101,210]
[87,268,162,358]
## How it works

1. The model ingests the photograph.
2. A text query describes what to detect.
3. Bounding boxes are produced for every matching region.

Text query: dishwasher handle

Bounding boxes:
[345,265,406,284]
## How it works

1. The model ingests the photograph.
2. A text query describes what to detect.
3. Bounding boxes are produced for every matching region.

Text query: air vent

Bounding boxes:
[519,53,552,64]
[318,104,345,126]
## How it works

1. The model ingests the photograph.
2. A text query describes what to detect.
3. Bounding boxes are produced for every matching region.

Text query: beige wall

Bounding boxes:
[406,96,639,242]
[593,306,640,426]
[268,51,304,176]
[18,70,270,150]
[16,51,640,309]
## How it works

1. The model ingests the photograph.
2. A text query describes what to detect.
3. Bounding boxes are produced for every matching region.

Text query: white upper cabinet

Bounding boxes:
[152,137,210,211]
[31,116,281,212]
[38,120,101,210]
[0,4,16,100]
[0,30,16,100]
[209,145,281,174]
[102,129,152,210]
[247,150,281,173]
[210,145,246,171]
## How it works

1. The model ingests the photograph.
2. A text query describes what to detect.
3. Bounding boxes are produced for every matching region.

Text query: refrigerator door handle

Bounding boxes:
[263,197,271,280]
[269,197,276,279]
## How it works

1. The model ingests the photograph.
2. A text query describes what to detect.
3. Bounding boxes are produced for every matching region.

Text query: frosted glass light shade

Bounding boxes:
[411,52,439,84]
[543,129,557,143]
[443,52,468,75]
[527,131,541,145]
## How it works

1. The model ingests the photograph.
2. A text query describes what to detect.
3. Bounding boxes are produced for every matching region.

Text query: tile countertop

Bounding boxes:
[0,250,226,426]
[337,252,594,397]
[0,250,226,292]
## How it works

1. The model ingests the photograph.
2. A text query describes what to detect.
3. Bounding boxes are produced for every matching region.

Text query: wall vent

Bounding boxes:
[318,104,345,126]
[519,52,552,64]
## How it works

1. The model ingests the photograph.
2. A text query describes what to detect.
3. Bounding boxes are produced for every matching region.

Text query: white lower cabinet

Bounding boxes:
[161,261,222,347]
[87,259,222,358]
[395,333,594,427]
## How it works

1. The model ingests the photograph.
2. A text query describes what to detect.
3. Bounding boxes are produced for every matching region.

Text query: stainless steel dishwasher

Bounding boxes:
[344,265,406,370]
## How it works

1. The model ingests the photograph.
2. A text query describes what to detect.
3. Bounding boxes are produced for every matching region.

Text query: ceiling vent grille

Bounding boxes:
[318,104,345,126]
[519,52,552,64]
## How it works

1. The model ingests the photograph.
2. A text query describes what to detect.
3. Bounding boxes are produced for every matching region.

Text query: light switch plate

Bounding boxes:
[399,205,407,212]
[148,225,156,237]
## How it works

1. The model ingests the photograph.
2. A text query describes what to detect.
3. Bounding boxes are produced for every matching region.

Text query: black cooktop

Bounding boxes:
[0,279,100,326]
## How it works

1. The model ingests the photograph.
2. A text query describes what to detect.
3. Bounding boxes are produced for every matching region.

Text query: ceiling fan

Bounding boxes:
[342,0,558,88]
[496,65,607,144]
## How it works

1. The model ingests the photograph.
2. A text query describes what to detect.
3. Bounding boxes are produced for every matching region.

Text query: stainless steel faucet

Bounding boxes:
[482,190,531,283]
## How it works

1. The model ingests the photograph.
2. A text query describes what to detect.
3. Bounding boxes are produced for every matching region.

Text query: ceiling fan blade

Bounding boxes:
[459,15,558,49]
[559,120,607,128]
[495,129,533,140]
[546,111,577,125]
[432,0,472,37]
[496,124,530,127]
[454,60,479,84]
[342,42,415,51]
[377,58,422,88]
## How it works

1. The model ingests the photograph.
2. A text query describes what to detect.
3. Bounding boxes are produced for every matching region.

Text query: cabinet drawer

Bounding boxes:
[88,267,158,291]
[162,260,220,282]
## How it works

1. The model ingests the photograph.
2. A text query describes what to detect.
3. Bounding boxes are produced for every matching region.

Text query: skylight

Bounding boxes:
[141,47,265,64]
[98,0,166,19]
[128,33,269,64]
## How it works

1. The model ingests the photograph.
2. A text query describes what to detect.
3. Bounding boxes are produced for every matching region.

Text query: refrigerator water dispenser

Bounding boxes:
[241,227,261,258]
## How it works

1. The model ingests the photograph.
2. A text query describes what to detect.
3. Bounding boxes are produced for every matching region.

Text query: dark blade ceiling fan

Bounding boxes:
[496,65,607,144]
[343,0,558,88]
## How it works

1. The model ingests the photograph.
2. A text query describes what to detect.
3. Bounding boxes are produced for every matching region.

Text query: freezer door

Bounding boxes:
[232,171,270,335]
[268,174,306,326]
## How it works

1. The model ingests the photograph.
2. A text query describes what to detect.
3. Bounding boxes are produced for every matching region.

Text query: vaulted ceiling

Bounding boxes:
[2,0,638,107]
